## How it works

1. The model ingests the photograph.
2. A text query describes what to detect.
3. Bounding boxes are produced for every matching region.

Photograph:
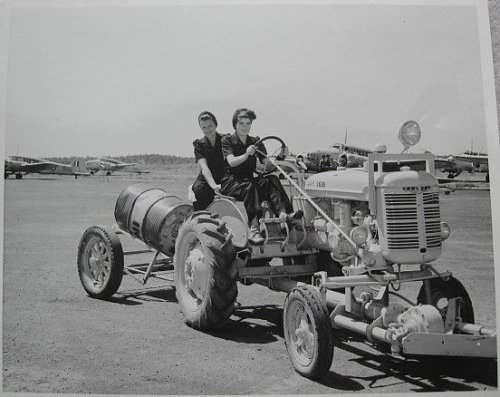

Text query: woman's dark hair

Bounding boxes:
[198,111,218,127]
[232,108,256,129]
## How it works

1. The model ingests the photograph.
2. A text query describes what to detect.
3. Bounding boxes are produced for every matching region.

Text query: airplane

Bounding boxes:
[85,157,148,176]
[4,155,90,179]
[301,139,489,188]
[303,143,383,172]
[434,150,489,182]
[301,127,382,172]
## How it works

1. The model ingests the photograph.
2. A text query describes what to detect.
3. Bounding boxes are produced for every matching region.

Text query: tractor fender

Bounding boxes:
[207,197,249,248]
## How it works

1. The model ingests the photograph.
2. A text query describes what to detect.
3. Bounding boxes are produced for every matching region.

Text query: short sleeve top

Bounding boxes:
[221,133,267,179]
[192,132,225,184]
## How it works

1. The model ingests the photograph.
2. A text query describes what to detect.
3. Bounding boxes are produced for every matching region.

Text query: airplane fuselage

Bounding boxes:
[304,143,371,170]
[4,155,90,179]
[85,158,140,174]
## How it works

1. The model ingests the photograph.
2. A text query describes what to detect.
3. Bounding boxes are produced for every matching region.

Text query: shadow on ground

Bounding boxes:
[110,287,177,305]
[326,330,498,392]
[210,304,283,344]
[105,286,497,392]
[211,306,497,392]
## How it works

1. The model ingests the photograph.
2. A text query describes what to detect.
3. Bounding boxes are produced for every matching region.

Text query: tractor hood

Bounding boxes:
[304,167,439,201]
[304,168,369,201]
[376,169,439,191]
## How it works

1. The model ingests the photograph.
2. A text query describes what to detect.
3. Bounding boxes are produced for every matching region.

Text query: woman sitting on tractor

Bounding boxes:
[191,111,225,211]
[220,108,302,245]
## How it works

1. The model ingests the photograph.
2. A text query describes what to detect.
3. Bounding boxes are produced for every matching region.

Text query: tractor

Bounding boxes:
[77,120,496,380]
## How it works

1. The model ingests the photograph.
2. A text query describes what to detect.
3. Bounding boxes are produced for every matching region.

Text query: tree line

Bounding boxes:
[46,154,194,165]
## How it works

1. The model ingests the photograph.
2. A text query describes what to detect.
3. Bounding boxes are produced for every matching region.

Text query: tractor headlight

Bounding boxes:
[350,226,369,246]
[398,120,421,149]
[440,222,451,240]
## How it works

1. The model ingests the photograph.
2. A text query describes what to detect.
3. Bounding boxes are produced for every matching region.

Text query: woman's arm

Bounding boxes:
[226,145,256,167]
[197,158,220,190]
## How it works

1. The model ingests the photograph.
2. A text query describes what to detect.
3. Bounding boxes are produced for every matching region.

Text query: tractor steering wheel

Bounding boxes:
[253,136,288,161]
[252,136,289,176]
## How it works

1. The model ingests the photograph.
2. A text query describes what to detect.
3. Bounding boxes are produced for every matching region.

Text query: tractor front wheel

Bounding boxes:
[77,226,124,299]
[283,285,334,380]
[174,212,237,330]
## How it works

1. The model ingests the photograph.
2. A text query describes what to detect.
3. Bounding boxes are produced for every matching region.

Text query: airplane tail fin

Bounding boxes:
[72,159,90,175]
[72,160,81,173]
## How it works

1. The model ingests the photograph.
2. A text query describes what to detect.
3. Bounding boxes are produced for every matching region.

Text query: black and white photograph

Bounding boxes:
[1,0,499,395]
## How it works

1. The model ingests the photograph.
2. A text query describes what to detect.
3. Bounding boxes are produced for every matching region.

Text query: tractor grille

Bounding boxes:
[384,191,441,250]
[423,192,442,248]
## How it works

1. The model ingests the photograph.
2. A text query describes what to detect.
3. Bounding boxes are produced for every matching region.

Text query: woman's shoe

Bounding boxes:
[287,209,304,221]
[279,210,304,222]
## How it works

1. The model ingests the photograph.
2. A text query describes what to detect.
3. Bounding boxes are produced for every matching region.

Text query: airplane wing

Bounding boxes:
[434,158,454,170]
[8,160,67,173]
[44,159,72,168]
[17,162,56,172]
[452,154,488,165]
[98,161,113,168]
[345,153,367,167]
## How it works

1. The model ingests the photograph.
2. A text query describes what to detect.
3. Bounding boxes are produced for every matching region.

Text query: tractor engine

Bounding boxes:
[293,157,448,269]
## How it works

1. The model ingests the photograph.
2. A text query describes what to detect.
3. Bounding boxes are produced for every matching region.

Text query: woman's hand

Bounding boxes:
[246,145,257,156]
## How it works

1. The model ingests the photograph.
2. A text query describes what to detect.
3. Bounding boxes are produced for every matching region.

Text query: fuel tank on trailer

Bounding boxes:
[114,183,193,256]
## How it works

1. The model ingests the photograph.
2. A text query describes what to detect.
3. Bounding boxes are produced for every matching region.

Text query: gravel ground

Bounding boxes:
[2,175,496,394]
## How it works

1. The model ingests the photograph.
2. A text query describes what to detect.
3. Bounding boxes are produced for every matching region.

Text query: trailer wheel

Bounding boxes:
[417,276,475,324]
[283,285,333,380]
[77,226,124,299]
[174,213,237,330]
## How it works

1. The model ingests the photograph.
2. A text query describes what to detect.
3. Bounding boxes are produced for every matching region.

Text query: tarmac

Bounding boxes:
[2,174,498,394]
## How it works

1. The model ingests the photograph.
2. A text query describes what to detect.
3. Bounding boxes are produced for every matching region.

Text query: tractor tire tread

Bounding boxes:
[284,285,333,380]
[175,216,238,330]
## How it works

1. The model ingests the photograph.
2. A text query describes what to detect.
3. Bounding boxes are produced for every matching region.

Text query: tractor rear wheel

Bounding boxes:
[174,212,237,330]
[283,285,333,380]
[77,226,124,299]
[417,276,475,324]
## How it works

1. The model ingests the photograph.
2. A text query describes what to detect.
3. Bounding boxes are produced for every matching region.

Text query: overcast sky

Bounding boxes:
[3,1,492,158]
